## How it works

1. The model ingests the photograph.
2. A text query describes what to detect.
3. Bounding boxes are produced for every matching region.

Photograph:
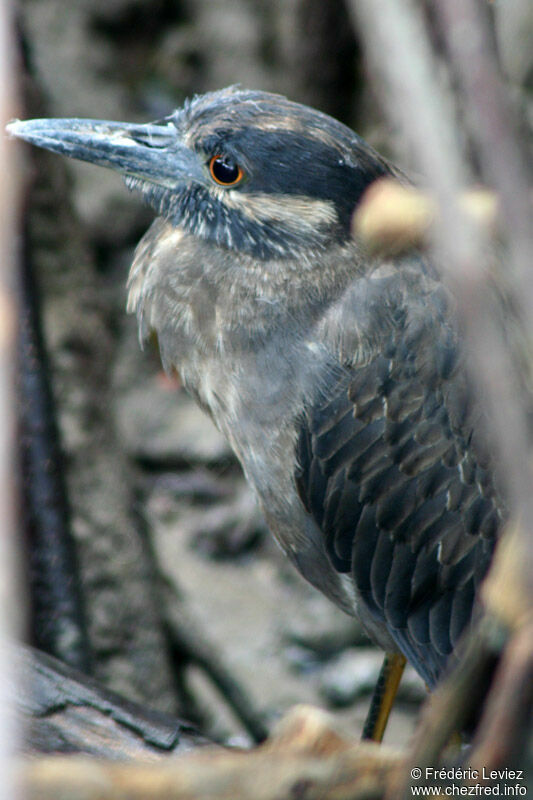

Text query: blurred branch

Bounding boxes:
[18,706,402,800]
[353,178,500,254]
[434,1,533,302]
[469,619,533,773]
[19,235,92,672]
[0,0,21,798]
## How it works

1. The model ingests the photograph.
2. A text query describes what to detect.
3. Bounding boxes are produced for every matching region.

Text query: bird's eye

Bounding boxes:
[209,154,243,186]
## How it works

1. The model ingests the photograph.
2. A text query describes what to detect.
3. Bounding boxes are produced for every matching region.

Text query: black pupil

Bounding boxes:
[212,156,239,184]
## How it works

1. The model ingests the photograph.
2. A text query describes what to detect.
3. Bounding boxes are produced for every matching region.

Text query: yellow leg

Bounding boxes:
[362,652,406,742]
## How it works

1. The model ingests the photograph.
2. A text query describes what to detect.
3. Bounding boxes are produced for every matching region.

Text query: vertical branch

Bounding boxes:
[434,0,533,298]
[19,236,92,673]
[0,1,21,798]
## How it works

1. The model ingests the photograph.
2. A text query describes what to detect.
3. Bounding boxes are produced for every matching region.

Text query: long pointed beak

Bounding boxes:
[6,116,202,186]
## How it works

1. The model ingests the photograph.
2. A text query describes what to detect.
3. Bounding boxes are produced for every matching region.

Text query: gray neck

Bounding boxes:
[126,217,358,497]
[128,219,365,347]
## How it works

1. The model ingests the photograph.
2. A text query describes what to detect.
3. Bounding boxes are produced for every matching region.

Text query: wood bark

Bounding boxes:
[16,645,210,760]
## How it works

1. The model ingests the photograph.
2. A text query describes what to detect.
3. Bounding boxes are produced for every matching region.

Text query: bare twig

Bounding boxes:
[469,621,533,773]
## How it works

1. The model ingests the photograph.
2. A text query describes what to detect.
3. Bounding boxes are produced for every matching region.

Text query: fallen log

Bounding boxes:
[14,645,211,760]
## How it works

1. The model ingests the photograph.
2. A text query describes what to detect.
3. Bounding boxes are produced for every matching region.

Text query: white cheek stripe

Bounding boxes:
[221,190,338,231]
